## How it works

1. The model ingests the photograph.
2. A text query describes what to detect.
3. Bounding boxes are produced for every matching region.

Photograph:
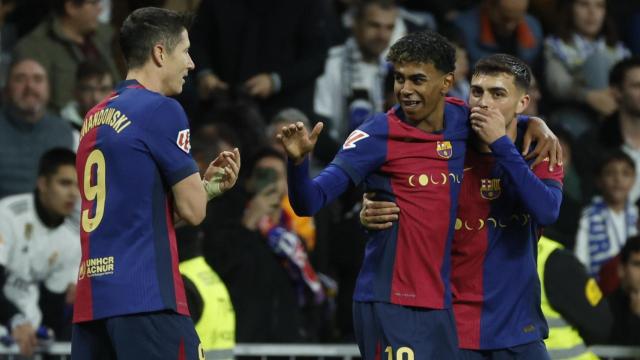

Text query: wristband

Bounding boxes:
[203,168,226,200]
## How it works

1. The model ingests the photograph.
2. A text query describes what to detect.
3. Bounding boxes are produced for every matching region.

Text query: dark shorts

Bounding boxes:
[353,301,459,360]
[458,340,550,360]
[71,310,203,360]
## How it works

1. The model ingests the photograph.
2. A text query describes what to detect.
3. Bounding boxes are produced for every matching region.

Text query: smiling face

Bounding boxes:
[393,62,453,124]
[161,29,194,96]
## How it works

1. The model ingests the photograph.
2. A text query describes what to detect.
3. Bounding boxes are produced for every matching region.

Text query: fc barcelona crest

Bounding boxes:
[436,141,453,159]
[480,178,501,200]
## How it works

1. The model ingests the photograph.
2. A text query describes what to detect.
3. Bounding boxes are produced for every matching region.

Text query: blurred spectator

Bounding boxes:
[609,0,640,56]
[0,148,81,356]
[191,0,329,121]
[544,0,630,137]
[576,57,640,203]
[452,0,544,68]
[441,25,470,101]
[315,0,397,146]
[177,135,235,359]
[60,60,114,132]
[575,150,638,278]
[543,126,583,249]
[607,235,640,345]
[0,58,74,199]
[538,236,611,358]
[522,73,543,116]
[204,148,326,342]
[13,0,121,111]
[0,0,18,88]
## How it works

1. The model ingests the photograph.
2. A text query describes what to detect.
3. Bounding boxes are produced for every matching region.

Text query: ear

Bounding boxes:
[36,176,47,194]
[441,72,454,96]
[64,0,78,17]
[151,44,165,67]
[515,93,530,114]
[611,85,622,103]
[618,262,625,280]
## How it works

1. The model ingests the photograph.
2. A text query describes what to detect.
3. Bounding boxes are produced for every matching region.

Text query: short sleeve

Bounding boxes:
[142,99,199,186]
[329,114,388,186]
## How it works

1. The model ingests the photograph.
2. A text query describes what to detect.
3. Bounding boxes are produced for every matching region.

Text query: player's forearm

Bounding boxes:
[490,136,562,225]
[287,157,349,216]
[0,265,21,323]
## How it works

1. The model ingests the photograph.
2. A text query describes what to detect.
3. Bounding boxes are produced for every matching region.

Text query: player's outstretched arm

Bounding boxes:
[360,192,400,230]
[277,121,323,164]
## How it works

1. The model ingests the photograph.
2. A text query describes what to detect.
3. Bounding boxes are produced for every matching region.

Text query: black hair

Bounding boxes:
[247,147,286,173]
[354,0,396,20]
[119,7,194,69]
[596,149,636,176]
[554,0,619,48]
[386,30,456,74]
[473,54,532,91]
[50,0,86,16]
[621,235,640,264]
[609,57,640,88]
[38,148,76,177]
[76,60,111,82]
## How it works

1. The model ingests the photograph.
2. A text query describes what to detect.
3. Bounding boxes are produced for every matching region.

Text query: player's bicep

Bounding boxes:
[143,99,199,186]
[330,118,388,185]
[172,173,207,226]
[0,213,14,266]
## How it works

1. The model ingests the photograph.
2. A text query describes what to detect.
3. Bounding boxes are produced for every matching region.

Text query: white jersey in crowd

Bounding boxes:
[0,193,80,328]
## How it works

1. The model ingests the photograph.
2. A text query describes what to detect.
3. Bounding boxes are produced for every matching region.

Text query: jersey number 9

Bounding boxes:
[82,149,106,233]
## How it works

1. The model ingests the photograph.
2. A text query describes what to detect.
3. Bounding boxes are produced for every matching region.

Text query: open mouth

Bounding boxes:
[402,100,421,109]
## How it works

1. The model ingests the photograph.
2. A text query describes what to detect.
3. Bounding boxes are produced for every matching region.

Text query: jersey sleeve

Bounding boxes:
[44,237,81,293]
[329,114,388,186]
[0,207,14,266]
[142,98,199,186]
[533,158,564,188]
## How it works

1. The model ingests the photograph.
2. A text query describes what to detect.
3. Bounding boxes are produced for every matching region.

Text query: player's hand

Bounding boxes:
[276,121,323,165]
[197,73,228,99]
[245,73,274,99]
[11,323,37,357]
[360,192,400,230]
[630,288,640,316]
[65,283,76,304]
[585,88,617,116]
[470,106,507,144]
[204,148,241,193]
[522,117,563,171]
[242,184,281,230]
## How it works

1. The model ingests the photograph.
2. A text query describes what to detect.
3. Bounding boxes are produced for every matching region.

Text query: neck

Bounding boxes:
[9,105,44,125]
[126,67,165,95]
[416,100,446,132]
[620,110,640,148]
[59,17,84,45]
[608,201,626,213]
[34,191,64,228]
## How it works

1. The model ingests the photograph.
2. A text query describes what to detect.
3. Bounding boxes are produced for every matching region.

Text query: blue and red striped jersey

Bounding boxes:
[333,98,469,309]
[73,80,198,322]
[451,131,564,349]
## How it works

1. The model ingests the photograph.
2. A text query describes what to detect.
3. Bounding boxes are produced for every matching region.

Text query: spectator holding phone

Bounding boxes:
[206,147,326,342]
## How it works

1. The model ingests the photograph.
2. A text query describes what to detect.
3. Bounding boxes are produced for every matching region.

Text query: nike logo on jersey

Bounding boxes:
[343,130,369,150]
[177,129,191,153]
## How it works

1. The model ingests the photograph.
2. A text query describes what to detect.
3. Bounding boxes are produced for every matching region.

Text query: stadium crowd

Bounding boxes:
[0,0,640,358]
